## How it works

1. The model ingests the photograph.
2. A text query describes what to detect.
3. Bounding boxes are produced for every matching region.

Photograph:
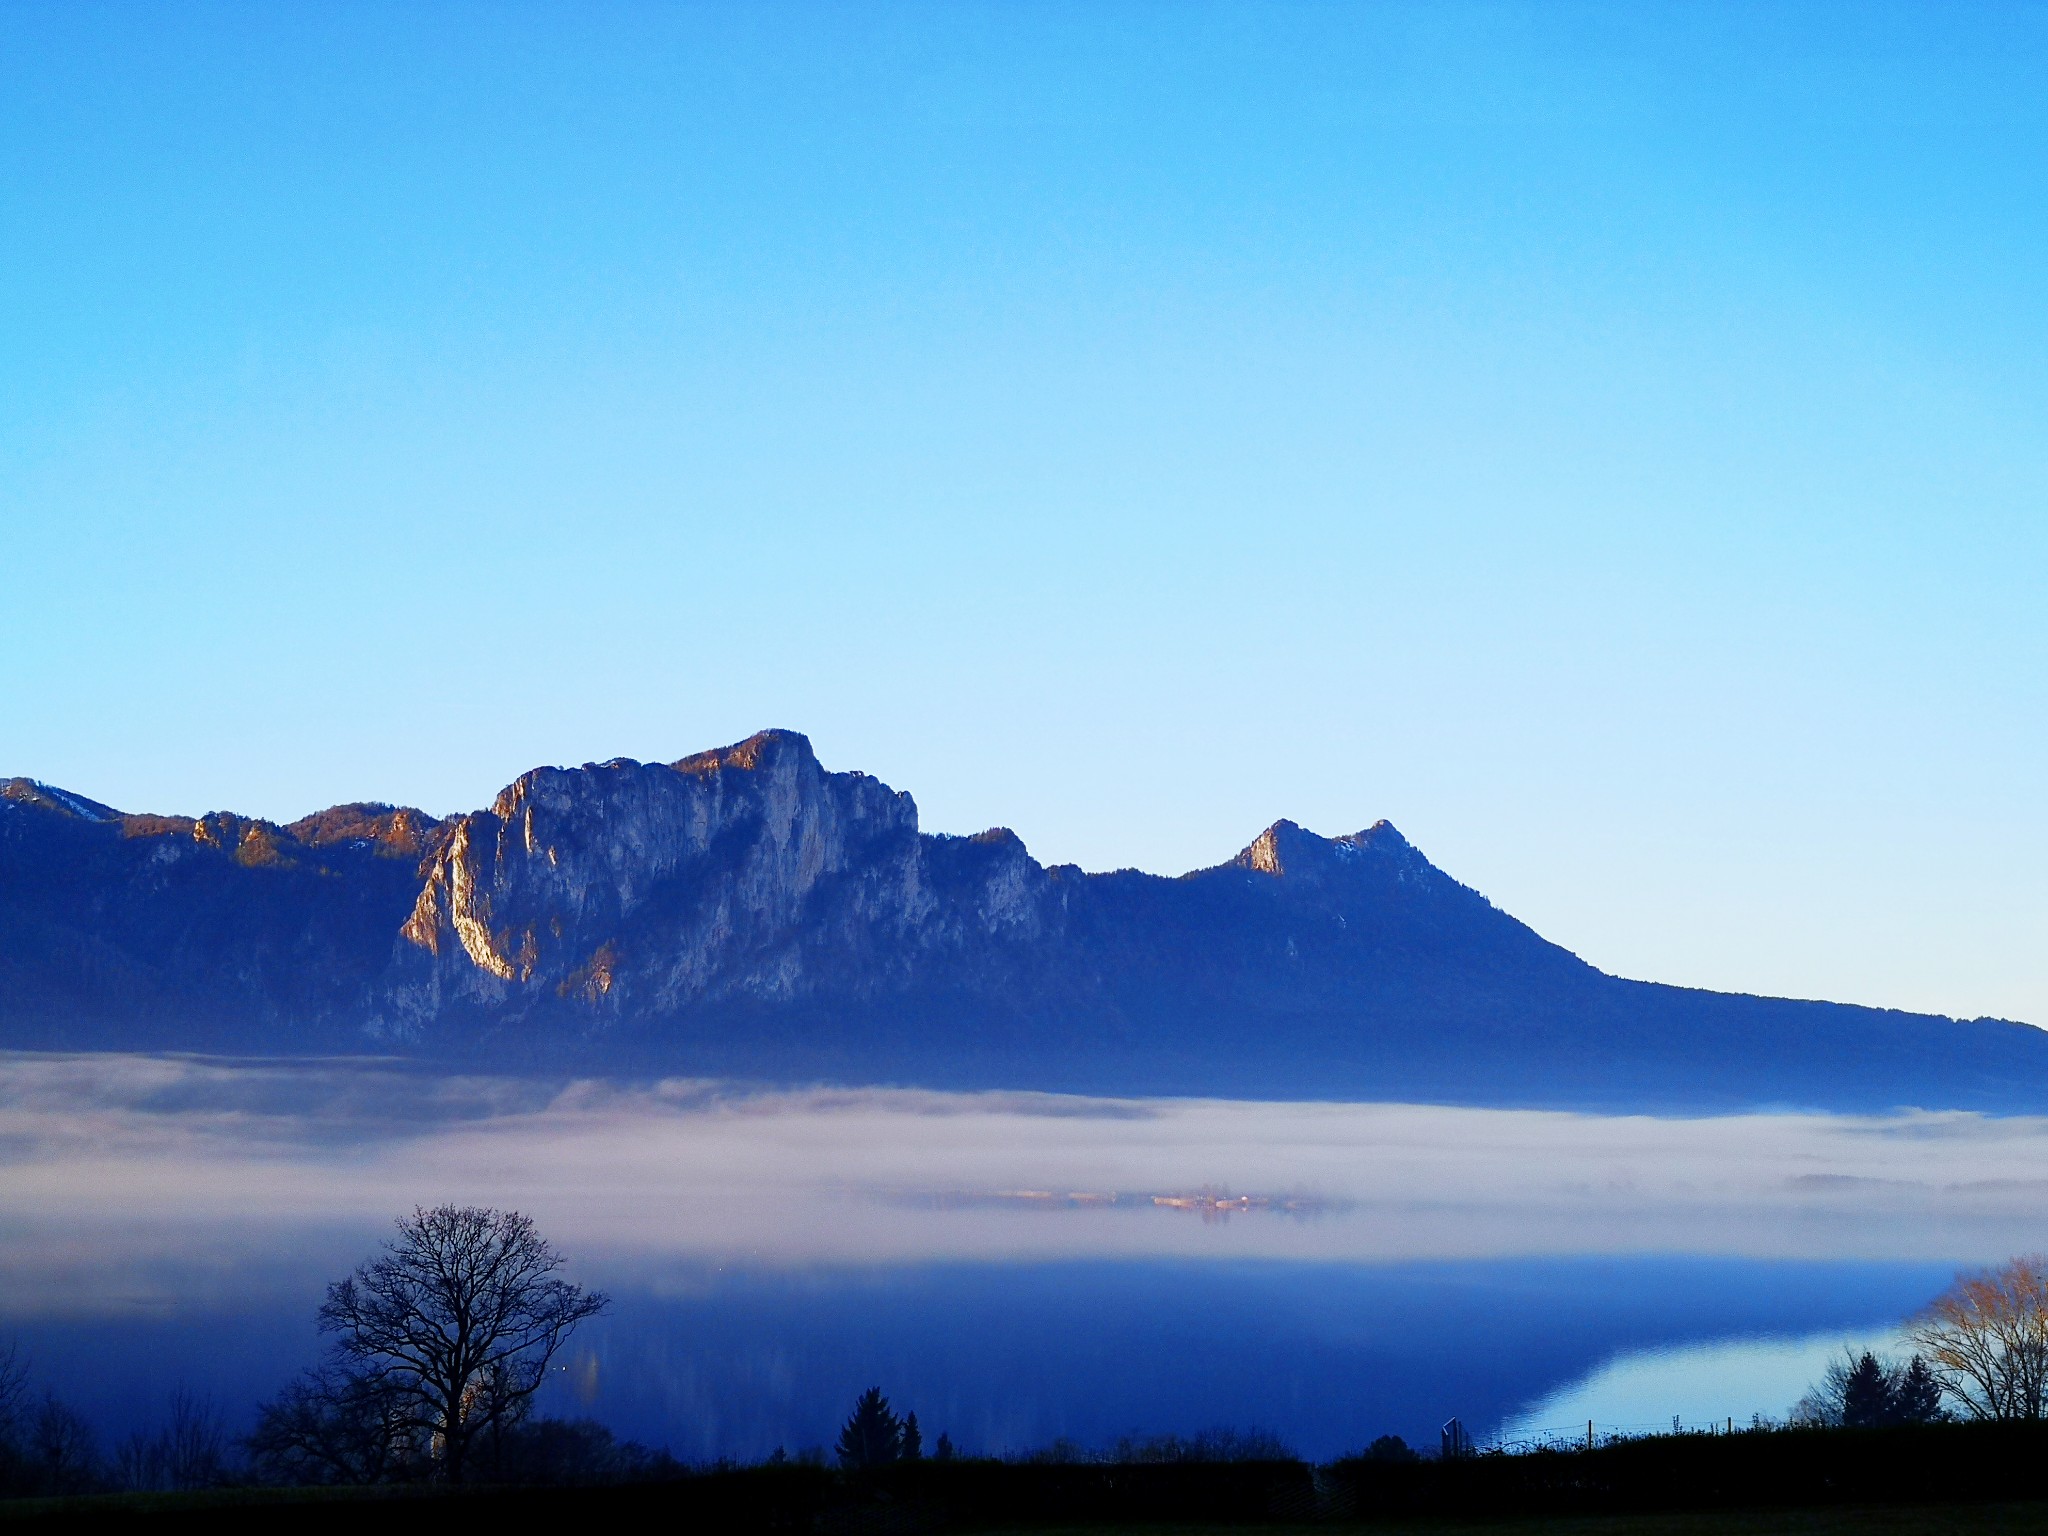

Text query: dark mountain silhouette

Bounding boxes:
[3,730,2042,1112]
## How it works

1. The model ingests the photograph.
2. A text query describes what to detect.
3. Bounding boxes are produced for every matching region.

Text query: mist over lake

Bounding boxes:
[0,1051,2031,1459]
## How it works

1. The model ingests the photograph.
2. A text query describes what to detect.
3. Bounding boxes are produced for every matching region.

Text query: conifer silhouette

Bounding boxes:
[1841,1352,1893,1428]
[835,1387,902,1469]
[1893,1356,1946,1424]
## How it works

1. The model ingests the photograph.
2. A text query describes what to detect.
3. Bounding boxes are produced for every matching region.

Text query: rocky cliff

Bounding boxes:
[4,732,2044,1111]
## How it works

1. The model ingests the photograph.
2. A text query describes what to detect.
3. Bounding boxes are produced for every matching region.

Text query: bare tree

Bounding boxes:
[29,1392,98,1494]
[0,1341,26,1443]
[248,1363,425,1485]
[0,1342,29,1493]
[315,1205,608,1482]
[114,1388,231,1491]
[1906,1255,2048,1421]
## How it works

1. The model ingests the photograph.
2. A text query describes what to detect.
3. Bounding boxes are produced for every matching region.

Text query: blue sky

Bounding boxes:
[4,2,2044,1024]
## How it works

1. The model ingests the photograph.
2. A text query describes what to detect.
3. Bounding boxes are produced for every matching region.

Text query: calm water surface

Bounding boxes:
[0,1053,2030,1459]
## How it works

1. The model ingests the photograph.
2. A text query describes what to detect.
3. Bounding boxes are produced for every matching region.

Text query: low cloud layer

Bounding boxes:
[3,1051,2045,1316]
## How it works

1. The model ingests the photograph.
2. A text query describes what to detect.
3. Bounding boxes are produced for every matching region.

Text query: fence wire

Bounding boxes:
[1489,1416,1772,1454]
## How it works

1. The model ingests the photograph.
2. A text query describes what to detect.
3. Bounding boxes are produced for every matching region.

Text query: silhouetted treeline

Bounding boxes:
[1327,1421,2048,1522]
[33,1425,2048,1531]
[1792,1348,1946,1428]
[1015,1427,1297,1465]
[32,1396,2048,1529]
[0,1338,676,1498]
[0,1344,103,1498]
[0,1378,228,1498]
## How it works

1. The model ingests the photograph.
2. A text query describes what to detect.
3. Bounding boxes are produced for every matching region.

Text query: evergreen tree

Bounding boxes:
[1842,1352,1893,1428]
[933,1432,955,1462]
[835,1388,902,1469]
[1892,1355,1946,1424]
[900,1412,923,1461]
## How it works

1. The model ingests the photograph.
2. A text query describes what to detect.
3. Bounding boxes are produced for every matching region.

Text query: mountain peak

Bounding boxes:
[1230,817,1432,884]
[2,779,121,823]
[1236,819,1309,876]
[1356,818,1409,848]
[673,729,817,777]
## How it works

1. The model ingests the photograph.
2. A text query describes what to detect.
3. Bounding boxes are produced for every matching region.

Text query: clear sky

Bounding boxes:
[3,2,2044,1025]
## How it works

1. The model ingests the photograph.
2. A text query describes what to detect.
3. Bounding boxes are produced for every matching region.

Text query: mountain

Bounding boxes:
[3,730,2043,1112]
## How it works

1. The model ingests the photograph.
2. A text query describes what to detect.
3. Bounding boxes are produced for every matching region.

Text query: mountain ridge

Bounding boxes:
[3,733,2041,1113]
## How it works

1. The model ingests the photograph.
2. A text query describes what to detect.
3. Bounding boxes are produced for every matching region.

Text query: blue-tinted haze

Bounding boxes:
[0,1055,1992,1457]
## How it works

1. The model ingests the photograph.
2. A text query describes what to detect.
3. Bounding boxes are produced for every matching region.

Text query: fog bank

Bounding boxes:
[2,1051,2041,1315]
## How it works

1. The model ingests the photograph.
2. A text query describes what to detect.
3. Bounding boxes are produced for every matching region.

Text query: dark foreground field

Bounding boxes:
[15,1423,2048,1532]
[11,1492,2048,1536]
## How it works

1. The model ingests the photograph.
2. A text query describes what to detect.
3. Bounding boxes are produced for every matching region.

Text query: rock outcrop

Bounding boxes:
[4,733,2045,1111]
[376,733,1074,1032]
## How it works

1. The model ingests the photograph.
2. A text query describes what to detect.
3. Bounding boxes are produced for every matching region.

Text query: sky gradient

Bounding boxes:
[4,2,2044,1023]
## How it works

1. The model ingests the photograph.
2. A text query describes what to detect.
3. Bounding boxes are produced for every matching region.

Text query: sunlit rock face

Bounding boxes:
[369,730,1573,1077]
[387,730,1061,1026]
[5,732,2048,1111]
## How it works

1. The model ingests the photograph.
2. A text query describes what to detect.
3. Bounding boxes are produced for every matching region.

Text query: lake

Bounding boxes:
[1,1052,2036,1460]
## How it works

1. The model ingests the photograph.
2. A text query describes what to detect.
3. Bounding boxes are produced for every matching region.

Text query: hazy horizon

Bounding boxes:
[1,1051,2037,1318]
[0,1051,1983,1454]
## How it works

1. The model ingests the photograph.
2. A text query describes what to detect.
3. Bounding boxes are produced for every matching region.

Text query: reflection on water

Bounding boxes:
[555,1258,1959,1460]
[1498,1327,1913,1447]
[0,1052,2028,1459]
[3,1258,1950,1461]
